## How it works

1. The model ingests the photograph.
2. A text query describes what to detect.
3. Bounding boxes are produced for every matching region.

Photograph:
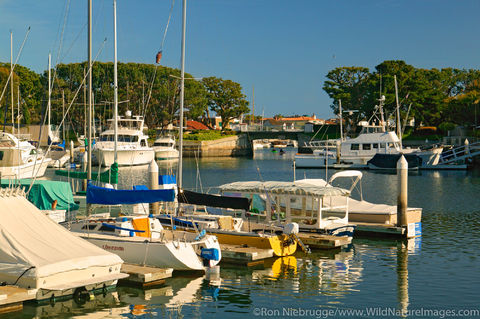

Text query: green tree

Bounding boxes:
[202,77,249,130]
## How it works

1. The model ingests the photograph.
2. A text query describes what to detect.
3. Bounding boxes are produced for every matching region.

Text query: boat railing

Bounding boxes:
[438,141,480,164]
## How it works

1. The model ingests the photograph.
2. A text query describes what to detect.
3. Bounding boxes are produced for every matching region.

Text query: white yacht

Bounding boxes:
[295,123,406,168]
[0,132,51,179]
[153,136,179,160]
[94,112,154,166]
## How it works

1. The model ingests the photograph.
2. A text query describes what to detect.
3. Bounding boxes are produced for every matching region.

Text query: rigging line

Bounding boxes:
[0,26,31,105]
[51,0,71,90]
[160,0,176,51]
[143,0,176,118]
[27,39,108,196]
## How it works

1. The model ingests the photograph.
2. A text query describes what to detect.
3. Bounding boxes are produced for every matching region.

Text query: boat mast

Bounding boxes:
[177,0,187,189]
[10,31,14,135]
[394,75,402,148]
[87,0,92,181]
[113,0,118,163]
[339,99,343,141]
[379,75,386,132]
[48,53,51,142]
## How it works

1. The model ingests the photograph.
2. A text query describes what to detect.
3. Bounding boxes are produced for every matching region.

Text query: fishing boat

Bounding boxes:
[67,183,221,271]
[94,112,154,166]
[0,132,51,179]
[0,187,127,302]
[157,189,298,257]
[219,181,355,237]
[153,135,179,160]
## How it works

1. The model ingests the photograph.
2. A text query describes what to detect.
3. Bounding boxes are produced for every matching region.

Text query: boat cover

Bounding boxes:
[219,181,349,197]
[0,193,123,283]
[0,179,79,211]
[87,183,175,205]
[178,189,251,211]
[55,162,118,184]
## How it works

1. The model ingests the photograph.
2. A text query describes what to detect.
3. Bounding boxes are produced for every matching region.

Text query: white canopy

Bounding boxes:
[0,192,123,282]
[219,181,349,197]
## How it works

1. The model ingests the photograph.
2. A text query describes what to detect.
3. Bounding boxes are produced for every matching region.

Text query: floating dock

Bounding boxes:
[0,286,36,314]
[220,244,274,266]
[297,233,352,249]
[120,264,173,287]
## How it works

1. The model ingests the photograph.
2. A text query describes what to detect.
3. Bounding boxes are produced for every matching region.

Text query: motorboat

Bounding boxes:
[0,187,127,302]
[153,136,179,160]
[94,111,154,166]
[293,170,422,236]
[0,132,51,179]
[219,180,355,237]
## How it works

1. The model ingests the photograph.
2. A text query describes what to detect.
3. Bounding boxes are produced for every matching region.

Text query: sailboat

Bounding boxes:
[67,0,221,272]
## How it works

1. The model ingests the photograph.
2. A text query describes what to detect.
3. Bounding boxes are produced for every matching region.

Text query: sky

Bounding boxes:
[1,0,480,119]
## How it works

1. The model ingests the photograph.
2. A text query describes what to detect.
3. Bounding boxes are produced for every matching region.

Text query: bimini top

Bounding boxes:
[219,181,350,197]
[0,189,123,285]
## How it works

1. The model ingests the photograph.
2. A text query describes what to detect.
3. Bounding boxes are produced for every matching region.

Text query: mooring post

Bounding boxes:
[293,159,296,182]
[70,140,75,164]
[82,149,88,191]
[149,159,159,215]
[397,155,408,226]
[336,140,341,164]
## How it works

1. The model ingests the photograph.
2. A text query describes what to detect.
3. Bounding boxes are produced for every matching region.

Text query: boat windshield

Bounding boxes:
[100,134,139,142]
[154,142,174,147]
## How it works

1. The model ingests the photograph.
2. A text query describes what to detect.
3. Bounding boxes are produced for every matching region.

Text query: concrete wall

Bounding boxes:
[182,135,252,157]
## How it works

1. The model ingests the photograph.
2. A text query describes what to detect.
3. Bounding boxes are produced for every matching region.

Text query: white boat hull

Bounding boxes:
[78,233,221,271]
[0,158,51,179]
[95,148,155,166]
[155,148,179,160]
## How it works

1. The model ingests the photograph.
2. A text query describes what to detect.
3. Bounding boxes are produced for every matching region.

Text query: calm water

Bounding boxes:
[5,148,480,318]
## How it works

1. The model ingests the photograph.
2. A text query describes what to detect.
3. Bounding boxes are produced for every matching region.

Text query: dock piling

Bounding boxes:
[397,155,408,226]
[149,160,159,214]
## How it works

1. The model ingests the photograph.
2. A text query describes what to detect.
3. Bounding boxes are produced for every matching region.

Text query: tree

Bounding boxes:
[202,77,249,130]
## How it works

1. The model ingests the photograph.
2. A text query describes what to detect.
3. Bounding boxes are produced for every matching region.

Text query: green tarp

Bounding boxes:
[55,162,118,184]
[0,179,79,211]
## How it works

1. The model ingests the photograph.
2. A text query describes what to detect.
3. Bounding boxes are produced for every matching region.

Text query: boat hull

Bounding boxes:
[0,158,51,179]
[77,233,221,271]
[95,148,155,166]
[154,148,179,160]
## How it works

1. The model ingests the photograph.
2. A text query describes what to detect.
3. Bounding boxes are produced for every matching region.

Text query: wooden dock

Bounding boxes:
[119,264,173,287]
[220,244,274,266]
[297,233,352,250]
[0,286,36,314]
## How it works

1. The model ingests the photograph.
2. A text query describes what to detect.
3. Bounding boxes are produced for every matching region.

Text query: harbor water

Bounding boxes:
[4,148,480,318]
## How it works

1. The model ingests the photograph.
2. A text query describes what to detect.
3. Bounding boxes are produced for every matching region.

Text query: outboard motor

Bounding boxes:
[283,222,311,253]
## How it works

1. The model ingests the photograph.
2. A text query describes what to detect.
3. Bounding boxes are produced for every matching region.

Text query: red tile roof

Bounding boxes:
[186,120,209,130]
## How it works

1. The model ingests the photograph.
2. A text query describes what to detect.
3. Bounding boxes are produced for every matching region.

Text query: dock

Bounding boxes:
[297,233,352,250]
[220,244,274,266]
[120,264,173,287]
[0,286,36,314]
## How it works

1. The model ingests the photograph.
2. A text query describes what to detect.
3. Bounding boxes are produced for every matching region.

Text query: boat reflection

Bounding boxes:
[20,291,129,319]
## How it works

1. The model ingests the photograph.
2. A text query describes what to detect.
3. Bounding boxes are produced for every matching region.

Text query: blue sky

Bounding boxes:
[1,0,480,119]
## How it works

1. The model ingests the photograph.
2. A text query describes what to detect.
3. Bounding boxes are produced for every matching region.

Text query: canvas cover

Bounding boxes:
[219,181,349,197]
[55,162,118,184]
[178,189,251,210]
[0,193,123,280]
[87,183,175,205]
[0,179,79,211]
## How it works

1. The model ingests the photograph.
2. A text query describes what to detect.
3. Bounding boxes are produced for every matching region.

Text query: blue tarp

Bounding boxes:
[87,183,175,205]
[159,175,176,185]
